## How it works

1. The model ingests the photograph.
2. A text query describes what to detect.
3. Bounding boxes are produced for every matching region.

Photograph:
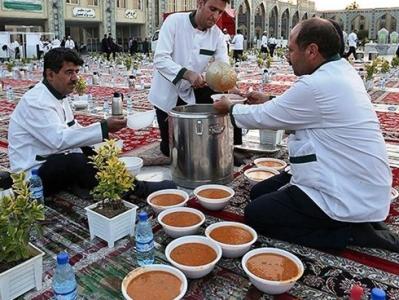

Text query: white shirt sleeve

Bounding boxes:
[153,16,186,83]
[232,79,322,130]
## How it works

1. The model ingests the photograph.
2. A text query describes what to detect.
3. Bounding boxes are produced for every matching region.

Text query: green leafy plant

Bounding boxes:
[265,54,272,69]
[365,62,377,80]
[90,139,134,211]
[392,56,399,68]
[74,76,87,95]
[6,61,15,72]
[379,59,390,74]
[257,57,264,68]
[125,56,132,71]
[0,172,45,265]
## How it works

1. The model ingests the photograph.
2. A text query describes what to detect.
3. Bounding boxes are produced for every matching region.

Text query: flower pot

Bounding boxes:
[85,200,138,248]
[0,243,44,300]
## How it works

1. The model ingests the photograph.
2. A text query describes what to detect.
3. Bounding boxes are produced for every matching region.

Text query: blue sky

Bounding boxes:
[314,0,399,11]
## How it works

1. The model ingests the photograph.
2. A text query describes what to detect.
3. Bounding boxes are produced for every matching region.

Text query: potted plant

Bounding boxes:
[364,62,376,90]
[85,139,138,248]
[391,56,399,68]
[0,172,45,300]
[74,76,88,101]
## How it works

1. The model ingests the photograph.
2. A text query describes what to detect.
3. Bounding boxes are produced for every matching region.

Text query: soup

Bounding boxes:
[151,194,185,206]
[210,226,253,245]
[247,171,275,181]
[170,243,217,266]
[197,188,231,199]
[246,253,299,281]
[127,271,181,300]
[257,161,284,168]
[162,211,202,227]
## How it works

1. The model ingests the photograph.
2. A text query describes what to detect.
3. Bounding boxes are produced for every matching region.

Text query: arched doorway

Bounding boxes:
[351,15,368,31]
[302,12,308,20]
[292,11,299,28]
[254,3,266,40]
[281,9,290,39]
[269,6,278,38]
[237,0,251,40]
[377,14,397,33]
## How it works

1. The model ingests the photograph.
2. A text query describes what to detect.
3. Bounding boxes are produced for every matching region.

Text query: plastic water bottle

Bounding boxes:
[29,168,44,204]
[103,99,110,117]
[370,288,386,300]
[126,96,133,114]
[135,211,154,266]
[52,252,78,300]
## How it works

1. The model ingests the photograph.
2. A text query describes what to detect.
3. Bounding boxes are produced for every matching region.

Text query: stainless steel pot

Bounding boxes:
[169,104,234,188]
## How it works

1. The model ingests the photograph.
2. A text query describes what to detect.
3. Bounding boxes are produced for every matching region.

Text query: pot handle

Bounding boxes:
[209,124,225,135]
[196,120,203,135]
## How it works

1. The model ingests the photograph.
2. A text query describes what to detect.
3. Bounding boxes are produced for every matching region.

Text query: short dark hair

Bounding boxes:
[43,48,83,78]
[295,18,340,59]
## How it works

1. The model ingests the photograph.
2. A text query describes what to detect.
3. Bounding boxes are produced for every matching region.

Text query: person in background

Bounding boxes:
[223,28,231,53]
[268,35,277,56]
[37,37,45,60]
[231,29,244,61]
[345,29,358,60]
[8,48,176,199]
[107,33,117,60]
[142,38,150,56]
[52,36,61,49]
[130,37,138,56]
[101,34,111,60]
[149,0,242,158]
[64,36,75,50]
[10,39,21,59]
[213,18,398,252]
[260,31,269,54]
[60,36,66,48]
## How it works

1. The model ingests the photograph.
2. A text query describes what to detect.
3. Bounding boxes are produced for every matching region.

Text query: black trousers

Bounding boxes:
[233,49,243,61]
[155,86,242,157]
[244,172,354,250]
[269,44,276,57]
[345,46,357,60]
[38,148,98,197]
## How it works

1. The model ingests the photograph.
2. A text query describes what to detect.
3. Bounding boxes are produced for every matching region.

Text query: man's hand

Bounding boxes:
[213,96,233,114]
[184,70,206,89]
[246,91,270,105]
[106,116,127,133]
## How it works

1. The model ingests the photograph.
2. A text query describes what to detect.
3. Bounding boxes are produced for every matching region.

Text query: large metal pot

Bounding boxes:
[169,104,234,188]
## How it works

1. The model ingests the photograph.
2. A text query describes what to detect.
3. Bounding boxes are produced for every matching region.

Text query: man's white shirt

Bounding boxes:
[348,32,358,48]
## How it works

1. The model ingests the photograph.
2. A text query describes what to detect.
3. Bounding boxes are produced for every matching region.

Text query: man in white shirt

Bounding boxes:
[223,28,231,52]
[10,39,21,59]
[64,36,75,50]
[8,48,176,199]
[260,31,269,54]
[231,29,244,61]
[268,35,277,56]
[51,36,61,48]
[149,0,242,157]
[214,18,398,252]
[345,29,358,60]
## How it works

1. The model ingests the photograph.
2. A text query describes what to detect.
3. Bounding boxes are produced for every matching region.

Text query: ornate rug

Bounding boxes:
[377,111,399,143]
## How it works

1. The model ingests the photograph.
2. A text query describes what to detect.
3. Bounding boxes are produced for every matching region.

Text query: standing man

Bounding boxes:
[149,0,241,157]
[213,18,398,252]
[268,35,277,56]
[51,36,61,48]
[64,36,75,50]
[260,31,269,54]
[101,34,111,60]
[223,28,231,53]
[231,29,244,62]
[345,29,358,60]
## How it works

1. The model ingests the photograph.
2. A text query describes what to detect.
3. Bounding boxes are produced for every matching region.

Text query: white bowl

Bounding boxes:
[73,100,88,109]
[119,156,143,176]
[244,167,279,186]
[147,189,189,214]
[127,110,155,130]
[158,207,205,238]
[392,188,399,203]
[93,139,123,152]
[211,93,246,104]
[254,158,287,171]
[205,221,257,258]
[121,264,188,300]
[242,248,304,295]
[193,184,235,211]
[165,235,222,279]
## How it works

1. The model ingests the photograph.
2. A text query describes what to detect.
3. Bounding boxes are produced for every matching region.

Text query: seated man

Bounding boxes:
[8,48,175,199]
[214,18,399,252]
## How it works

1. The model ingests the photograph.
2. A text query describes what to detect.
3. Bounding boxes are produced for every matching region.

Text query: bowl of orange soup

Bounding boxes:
[205,221,257,258]
[121,264,188,300]
[244,167,279,186]
[147,189,189,214]
[242,248,304,295]
[193,184,235,211]
[158,207,205,238]
[254,158,287,171]
[165,235,222,279]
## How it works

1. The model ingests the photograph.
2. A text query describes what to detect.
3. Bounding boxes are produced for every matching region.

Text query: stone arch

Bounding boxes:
[281,8,290,39]
[292,11,299,28]
[269,6,278,38]
[376,13,397,33]
[254,2,266,39]
[330,15,345,30]
[237,0,251,39]
[350,14,369,32]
